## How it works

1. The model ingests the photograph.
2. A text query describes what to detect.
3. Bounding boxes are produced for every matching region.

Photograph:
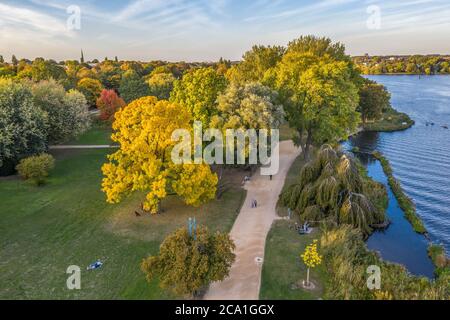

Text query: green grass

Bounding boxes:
[68,122,113,145]
[0,149,245,299]
[260,220,328,300]
[428,244,450,278]
[372,151,426,234]
[261,152,328,300]
[363,108,414,132]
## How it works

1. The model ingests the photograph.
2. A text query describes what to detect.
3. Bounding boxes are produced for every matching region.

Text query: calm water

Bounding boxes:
[345,75,450,277]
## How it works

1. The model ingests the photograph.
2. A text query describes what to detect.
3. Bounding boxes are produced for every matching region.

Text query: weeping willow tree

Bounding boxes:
[280,145,386,235]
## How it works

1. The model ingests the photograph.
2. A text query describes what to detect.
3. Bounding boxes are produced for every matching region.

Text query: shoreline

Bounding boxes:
[371,151,427,234]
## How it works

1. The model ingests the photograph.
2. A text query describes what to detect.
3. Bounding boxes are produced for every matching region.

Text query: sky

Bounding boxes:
[1,0,450,62]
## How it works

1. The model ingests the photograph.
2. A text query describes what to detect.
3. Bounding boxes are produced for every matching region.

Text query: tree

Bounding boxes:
[227,45,285,84]
[358,79,391,123]
[96,89,126,121]
[63,89,92,137]
[280,145,386,235]
[301,240,322,287]
[80,50,85,64]
[0,55,4,64]
[16,153,55,186]
[11,55,18,66]
[147,72,176,100]
[270,37,360,159]
[0,79,47,175]
[63,60,81,89]
[77,77,103,106]
[118,70,150,103]
[141,225,235,297]
[32,80,91,143]
[96,60,121,90]
[170,67,227,126]
[31,58,66,82]
[101,96,218,213]
[212,82,284,131]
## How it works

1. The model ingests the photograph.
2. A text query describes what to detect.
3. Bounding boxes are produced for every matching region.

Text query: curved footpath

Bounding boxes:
[204,140,301,300]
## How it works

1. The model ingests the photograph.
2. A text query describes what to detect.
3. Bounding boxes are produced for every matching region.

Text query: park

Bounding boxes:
[1,35,449,301]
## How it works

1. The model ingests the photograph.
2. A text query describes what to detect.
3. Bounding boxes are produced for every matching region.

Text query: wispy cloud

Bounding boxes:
[0,3,73,38]
[1,0,449,61]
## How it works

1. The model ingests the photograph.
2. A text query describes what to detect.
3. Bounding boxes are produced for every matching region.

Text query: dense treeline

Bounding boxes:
[353,55,450,75]
[0,36,391,177]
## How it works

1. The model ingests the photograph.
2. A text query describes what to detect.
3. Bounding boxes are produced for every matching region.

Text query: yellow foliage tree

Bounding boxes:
[101,96,218,213]
[301,240,322,287]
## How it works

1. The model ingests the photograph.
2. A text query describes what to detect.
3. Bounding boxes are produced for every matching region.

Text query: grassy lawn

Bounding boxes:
[68,122,113,145]
[0,149,245,299]
[260,220,328,300]
[261,151,329,300]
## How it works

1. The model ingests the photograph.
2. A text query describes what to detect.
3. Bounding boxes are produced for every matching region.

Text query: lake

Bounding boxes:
[344,75,450,277]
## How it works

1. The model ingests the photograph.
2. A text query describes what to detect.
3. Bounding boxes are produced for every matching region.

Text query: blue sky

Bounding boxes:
[1,0,450,62]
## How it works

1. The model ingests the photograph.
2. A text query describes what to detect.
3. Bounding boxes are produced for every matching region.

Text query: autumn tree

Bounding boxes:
[96,89,126,121]
[301,240,322,287]
[77,77,103,106]
[147,72,176,100]
[170,67,227,126]
[141,225,235,297]
[118,70,150,103]
[101,96,218,213]
[358,79,391,123]
[0,79,47,175]
[227,45,285,84]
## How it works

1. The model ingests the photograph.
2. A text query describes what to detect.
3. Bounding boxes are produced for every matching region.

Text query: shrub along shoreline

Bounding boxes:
[372,151,427,234]
[363,108,415,132]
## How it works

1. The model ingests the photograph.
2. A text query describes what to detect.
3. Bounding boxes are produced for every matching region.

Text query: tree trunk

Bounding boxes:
[306,268,310,286]
[303,125,313,160]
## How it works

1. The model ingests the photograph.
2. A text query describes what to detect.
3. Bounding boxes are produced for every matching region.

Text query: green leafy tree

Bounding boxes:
[16,153,55,185]
[280,145,386,235]
[227,45,285,84]
[96,60,122,90]
[358,79,391,123]
[32,80,91,143]
[141,226,235,297]
[171,67,227,126]
[212,82,284,131]
[270,36,360,159]
[0,79,47,175]
[11,55,18,66]
[147,72,176,100]
[31,58,66,82]
[118,70,150,103]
